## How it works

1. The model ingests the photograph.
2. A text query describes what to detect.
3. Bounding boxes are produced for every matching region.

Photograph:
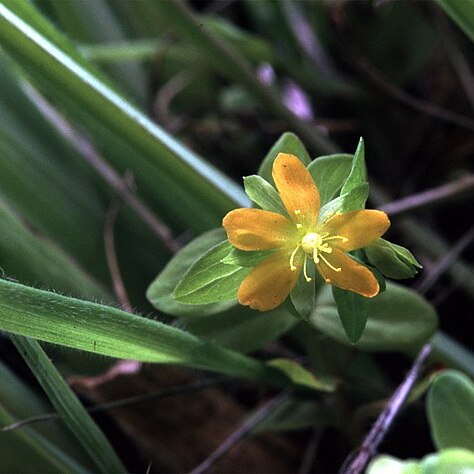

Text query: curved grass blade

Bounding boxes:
[0,278,287,387]
[0,1,248,234]
[11,335,126,473]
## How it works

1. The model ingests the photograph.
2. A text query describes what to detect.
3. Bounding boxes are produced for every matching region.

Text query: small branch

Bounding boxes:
[104,200,132,312]
[189,390,292,474]
[298,426,324,474]
[416,223,474,295]
[436,10,474,113]
[24,85,180,254]
[340,344,432,474]
[0,377,228,433]
[354,56,474,132]
[379,175,474,217]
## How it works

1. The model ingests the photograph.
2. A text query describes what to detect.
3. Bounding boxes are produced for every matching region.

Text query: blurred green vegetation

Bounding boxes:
[0,1,473,472]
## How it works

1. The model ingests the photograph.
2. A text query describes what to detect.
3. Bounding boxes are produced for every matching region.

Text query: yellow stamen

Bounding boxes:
[294,209,301,215]
[319,243,332,253]
[303,255,312,282]
[289,244,300,271]
[323,235,348,243]
[319,253,341,272]
[296,223,303,229]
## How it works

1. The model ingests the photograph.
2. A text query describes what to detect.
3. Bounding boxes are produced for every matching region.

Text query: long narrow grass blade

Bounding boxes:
[0,1,248,234]
[10,335,126,473]
[0,278,288,387]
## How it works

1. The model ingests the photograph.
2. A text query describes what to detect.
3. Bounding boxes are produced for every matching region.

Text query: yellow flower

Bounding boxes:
[222,153,390,311]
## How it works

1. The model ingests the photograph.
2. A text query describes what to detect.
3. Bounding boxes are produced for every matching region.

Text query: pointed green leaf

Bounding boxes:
[308,154,353,205]
[365,238,422,279]
[427,370,474,451]
[267,358,336,392]
[147,228,237,316]
[221,248,276,267]
[243,175,287,215]
[319,183,370,221]
[311,283,437,351]
[258,132,311,184]
[332,286,369,343]
[173,241,249,304]
[340,138,368,210]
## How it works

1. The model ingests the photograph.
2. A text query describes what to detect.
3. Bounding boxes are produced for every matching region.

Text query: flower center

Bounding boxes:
[301,232,323,254]
[289,229,349,283]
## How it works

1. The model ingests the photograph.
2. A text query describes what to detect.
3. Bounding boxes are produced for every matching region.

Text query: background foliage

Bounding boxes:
[0,1,473,472]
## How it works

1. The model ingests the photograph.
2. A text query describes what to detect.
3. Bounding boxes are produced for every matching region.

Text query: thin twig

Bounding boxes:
[370,183,474,301]
[24,85,180,254]
[354,56,474,132]
[0,377,229,433]
[104,200,132,312]
[416,224,474,295]
[436,10,474,113]
[298,426,324,474]
[340,344,432,474]
[189,390,292,474]
[379,174,474,217]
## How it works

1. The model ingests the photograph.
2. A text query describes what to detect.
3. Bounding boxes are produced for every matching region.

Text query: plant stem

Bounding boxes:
[341,344,432,474]
[190,390,292,474]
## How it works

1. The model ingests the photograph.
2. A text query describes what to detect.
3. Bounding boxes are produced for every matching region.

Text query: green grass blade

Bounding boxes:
[0,200,110,301]
[0,1,248,233]
[10,335,126,473]
[436,0,474,43]
[0,359,95,470]
[0,402,89,473]
[0,278,288,387]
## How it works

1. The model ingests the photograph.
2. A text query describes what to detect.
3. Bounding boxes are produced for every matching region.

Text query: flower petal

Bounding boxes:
[238,250,302,311]
[223,208,292,251]
[316,248,379,297]
[322,210,390,251]
[272,153,320,228]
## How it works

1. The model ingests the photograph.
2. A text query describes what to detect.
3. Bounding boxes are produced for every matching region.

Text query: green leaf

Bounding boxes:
[147,229,237,317]
[340,137,368,209]
[311,283,437,351]
[0,200,109,301]
[319,183,370,221]
[221,248,276,267]
[173,241,249,305]
[367,449,474,474]
[258,132,311,185]
[332,286,369,343]
[0,402,89,473]
[0,278,290,387]
[183,304,297,353]
[0,359,93,472]
[290,265,317,321]
[253,398,338,433]
[436,0,474,44]
[243,175,287,215]
[11,336,125,473]
[267,359,336,392]
[308,154,353,205]
[0,0,248,237]
[427,370,474,451]
[365,238,422,279]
